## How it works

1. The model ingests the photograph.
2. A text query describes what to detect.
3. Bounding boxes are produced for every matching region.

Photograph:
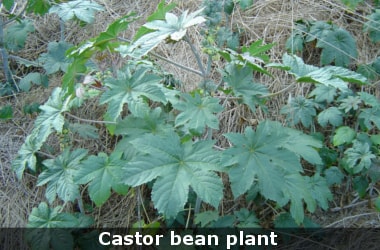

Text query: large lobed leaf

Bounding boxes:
[222,64,269,112]
[222,120,327,224]
[75,151,129,206]
[37,149,88,204]
[173,93,223,134]
[123,131,223,218]
[99,65,167,121]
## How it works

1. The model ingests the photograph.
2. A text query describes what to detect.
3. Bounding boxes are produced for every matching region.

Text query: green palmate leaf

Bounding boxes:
[26,202,93,250]
[223,64,268,112]
[359,107,380,130]
[4,19,35,51]
[12,88,71,178]
[316,28,357,67]
[317,107,343,127]
[99,65,166,121]
[306,174,333,210]
[309,85,337,103]
[344,140,376,173]
[305,21,334,42]
[281,96,316,127]
[324,166,345,186]
[49,0,104,23]
[339,96,362,112]
[115,106,172,139]
[123,132,223,218]
[38,41,74,74]
[19,72,49,92]
[234,208,260,228]
[333,126,356,146]
[222,121,324,224]
[37,149,88,204]
[194,211,220,227]
[118,8,205,58]
[26,0,51,15]
[364,10,380,43]
[75,152,129,206]
[173,93,223,134]
[358,92,380,107]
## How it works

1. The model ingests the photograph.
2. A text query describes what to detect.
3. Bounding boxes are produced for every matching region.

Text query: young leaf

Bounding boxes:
[364,10,380,43]
[309,85,337,103]
[4,19,35,51]
[333,126,356,146]
[75,152,129,206]
[324,167,345,186]
[317,107,343,127]
[49,0,104,23]
[339,96,362,113]
[118,8,205,58]
[37,149,88,204]
[344,140,375,174]
[281,96,316,127]
[316,28,357,67]
[3,0,14,11]
[38,41,73,74]
[305,174,333,210]
[222,64,268,112]
[99,65,166,121]
[123,132,223,218]
[234,208,260,228]
[173,93,223,134]
[306,21,334,42]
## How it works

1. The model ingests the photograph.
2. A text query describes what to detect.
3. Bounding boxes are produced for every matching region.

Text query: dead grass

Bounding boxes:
[1,0,379,231]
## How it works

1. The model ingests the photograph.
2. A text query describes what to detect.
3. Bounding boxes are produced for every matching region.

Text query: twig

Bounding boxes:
[326,212,379,228]
[329,197,378,212]
[64,112,117,124]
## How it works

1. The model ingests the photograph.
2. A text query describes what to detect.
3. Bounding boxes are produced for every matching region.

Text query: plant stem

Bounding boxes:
[184,34,206,78]
[0,17,14,85]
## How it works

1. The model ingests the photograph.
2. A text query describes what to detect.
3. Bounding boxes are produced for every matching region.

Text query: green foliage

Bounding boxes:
[49,0,104,23]
[38,41,73,74]
[99,65,167,121]
[0,105,13,119]
[26,0,52,15]
[222,121,327,224]
[281,96,316,127]
[364,10,380,43]
[341,0,364,9]
[19,72,49,92]
[222,64,269,112]
[12,0,380,231]
[4,19,35,51]
[286,20,357,67]
[37,149,88,204]
[26,202,93,250]
[173,93,223,134]
[123,131,223,218]
[75,152,129,206]
[118,8,206,58]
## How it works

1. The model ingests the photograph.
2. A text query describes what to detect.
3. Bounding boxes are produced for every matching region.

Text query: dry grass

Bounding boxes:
[1,0,379,232]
